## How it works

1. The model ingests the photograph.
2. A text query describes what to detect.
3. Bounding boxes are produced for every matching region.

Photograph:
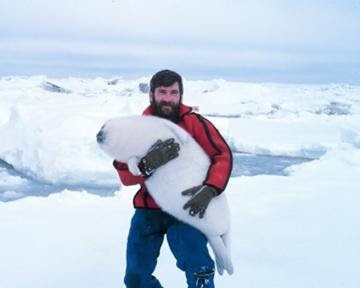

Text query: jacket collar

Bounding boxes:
[142,103,192,118]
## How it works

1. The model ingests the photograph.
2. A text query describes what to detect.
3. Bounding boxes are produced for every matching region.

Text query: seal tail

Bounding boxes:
[207,233,234,275]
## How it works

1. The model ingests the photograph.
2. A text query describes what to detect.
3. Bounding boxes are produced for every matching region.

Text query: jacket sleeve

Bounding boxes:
[113,160,145,186]
[191,114,233,193]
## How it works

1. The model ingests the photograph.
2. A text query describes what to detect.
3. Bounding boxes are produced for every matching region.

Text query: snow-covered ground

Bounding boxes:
[0,76,359,288]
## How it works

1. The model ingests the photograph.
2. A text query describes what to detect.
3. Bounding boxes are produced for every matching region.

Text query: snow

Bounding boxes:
[0,75,360,287]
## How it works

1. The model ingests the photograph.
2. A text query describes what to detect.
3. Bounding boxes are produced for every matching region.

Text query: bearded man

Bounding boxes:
[113,70,232,288]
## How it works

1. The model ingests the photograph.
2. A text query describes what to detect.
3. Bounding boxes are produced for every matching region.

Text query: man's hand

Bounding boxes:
[182,185,218,218]
[138,138,180,176]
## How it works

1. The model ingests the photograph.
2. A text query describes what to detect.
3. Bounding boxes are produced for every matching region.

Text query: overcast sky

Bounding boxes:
[1,0,359,83]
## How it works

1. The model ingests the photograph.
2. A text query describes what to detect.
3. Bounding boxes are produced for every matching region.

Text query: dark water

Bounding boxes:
[231,152,312,177]
[0,153,313,202]
[0,159,117,202]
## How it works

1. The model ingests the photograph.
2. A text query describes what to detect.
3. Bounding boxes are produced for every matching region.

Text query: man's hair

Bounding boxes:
[150,69,183,96]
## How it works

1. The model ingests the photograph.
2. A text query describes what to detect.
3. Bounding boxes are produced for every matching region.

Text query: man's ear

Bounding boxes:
[149,92,154,103]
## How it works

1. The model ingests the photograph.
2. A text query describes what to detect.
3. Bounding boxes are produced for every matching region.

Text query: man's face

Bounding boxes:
[150,82,181,120]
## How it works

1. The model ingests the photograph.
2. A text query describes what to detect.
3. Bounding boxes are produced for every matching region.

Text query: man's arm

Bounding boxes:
[113,161,145,186]
[182,113,233,218]
[113,138,180,185]
[192,114,233,193]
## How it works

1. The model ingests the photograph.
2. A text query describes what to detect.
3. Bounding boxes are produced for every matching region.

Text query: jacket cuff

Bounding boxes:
[113,160,128,170]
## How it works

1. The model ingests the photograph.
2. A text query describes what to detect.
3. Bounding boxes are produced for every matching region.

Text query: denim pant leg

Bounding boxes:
[166,218,215,288]
[124,209,165,288]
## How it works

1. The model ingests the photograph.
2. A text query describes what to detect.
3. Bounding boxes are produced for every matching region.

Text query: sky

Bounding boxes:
[1,0,360,83]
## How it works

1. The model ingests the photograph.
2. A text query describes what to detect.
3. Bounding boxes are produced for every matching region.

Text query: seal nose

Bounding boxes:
[96,129,106,144]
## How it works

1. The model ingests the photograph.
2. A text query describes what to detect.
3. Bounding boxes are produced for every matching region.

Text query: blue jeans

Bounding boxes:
[124,209,215,288]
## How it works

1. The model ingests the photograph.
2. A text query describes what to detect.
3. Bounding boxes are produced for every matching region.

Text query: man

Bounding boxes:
[113,70,232,288]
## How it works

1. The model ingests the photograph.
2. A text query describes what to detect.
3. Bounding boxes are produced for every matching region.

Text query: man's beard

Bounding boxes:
[152,100,180,123]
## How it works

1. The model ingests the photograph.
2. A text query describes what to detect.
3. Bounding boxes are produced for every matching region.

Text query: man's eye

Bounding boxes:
[171,91,179,95]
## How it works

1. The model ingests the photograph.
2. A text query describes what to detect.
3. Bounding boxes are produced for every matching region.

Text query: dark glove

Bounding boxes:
[182,185,218,218]
[138,138,180,176]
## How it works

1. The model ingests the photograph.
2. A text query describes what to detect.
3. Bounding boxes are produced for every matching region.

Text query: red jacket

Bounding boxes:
[113,103,233,208]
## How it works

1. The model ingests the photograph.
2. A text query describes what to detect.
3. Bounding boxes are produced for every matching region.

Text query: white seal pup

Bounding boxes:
[97,115,233,275]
